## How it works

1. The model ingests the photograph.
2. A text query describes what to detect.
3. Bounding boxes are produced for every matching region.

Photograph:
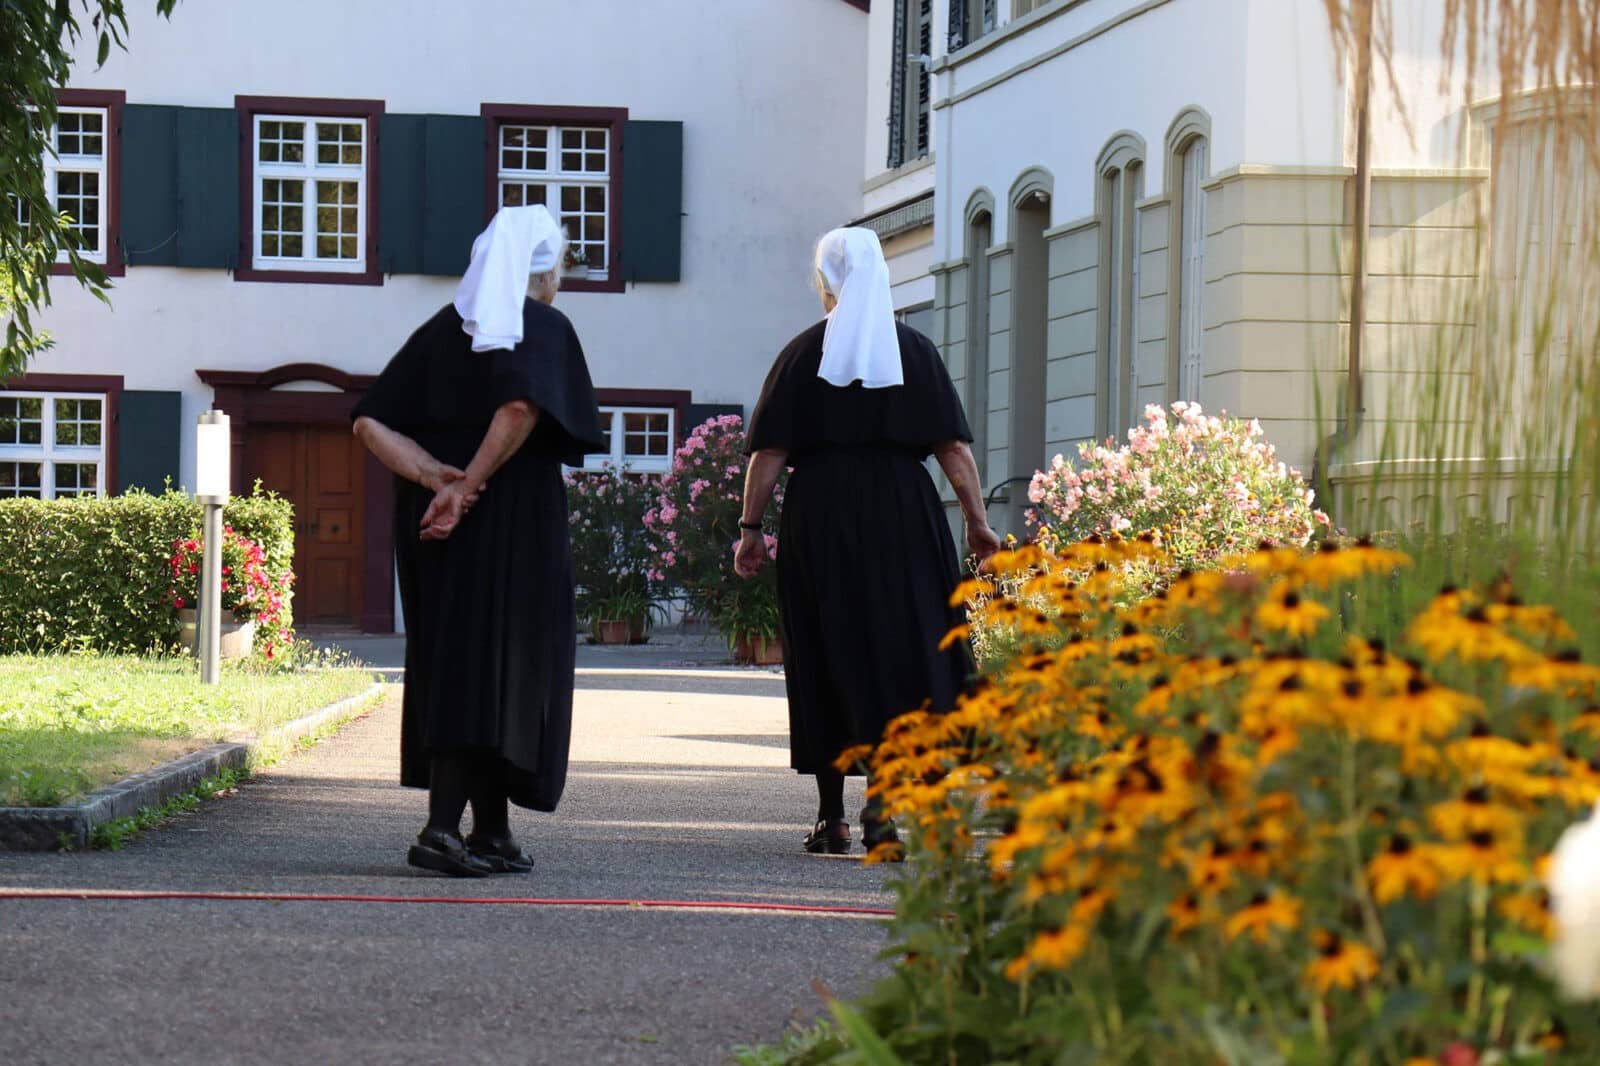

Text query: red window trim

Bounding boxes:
[234,95,386,287]
[49,89,126,279]
[0,372,124,494]
[481,104,628,295]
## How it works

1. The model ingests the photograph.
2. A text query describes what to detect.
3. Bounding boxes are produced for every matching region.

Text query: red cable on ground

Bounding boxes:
[0,888,894,917]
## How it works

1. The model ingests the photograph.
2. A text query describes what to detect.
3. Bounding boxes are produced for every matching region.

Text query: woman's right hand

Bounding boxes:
[967,522,1002,565]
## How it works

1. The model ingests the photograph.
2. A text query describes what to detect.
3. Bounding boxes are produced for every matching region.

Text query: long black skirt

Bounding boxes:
[776,447,971,775]
[393,443,576,812]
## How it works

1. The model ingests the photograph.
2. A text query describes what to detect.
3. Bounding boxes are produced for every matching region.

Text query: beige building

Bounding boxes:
[910,0,1592,535]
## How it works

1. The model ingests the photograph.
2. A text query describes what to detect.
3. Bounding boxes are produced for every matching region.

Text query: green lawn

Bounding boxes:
[0,655,378,807]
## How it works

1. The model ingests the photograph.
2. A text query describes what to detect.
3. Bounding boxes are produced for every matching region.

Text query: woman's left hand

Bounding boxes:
[733,529,769,578]
[420,481,475,541]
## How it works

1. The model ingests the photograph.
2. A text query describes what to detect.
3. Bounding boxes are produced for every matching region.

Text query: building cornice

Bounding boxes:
[935,0,1178,110]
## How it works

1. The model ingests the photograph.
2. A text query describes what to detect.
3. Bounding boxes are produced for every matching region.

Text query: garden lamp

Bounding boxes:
[195,410,231,685]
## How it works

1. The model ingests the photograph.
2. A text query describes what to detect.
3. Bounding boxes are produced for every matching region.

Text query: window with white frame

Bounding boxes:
[497,123,612,279]
[252,115,368,272]
[581,407,674,473]
[22,106,110,263]
[1100,158,1144,439]
[0,392,106,499]
[1175,135,1209,404]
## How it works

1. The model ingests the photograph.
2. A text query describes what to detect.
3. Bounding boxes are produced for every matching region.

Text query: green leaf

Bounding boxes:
[827,1002,905,1066]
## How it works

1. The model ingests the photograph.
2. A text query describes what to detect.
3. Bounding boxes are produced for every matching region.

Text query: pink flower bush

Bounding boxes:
[565,464,662,627]
[643,415,784,644]
[168,525,294,659]
[1028,402,1329,584]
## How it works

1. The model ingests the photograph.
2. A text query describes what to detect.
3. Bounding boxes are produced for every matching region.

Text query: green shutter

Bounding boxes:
[173,108,239,269]
[421,115,486,276]
[621,120,684,283]
[120,105,180,267]
[116,390,182,494]
[378,114,426,274]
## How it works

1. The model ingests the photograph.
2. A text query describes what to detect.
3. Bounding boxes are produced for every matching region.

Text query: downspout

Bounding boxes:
[1311,0,1373,508]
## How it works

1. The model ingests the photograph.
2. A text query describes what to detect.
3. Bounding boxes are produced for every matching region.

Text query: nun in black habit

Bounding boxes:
[735,227,1001,855]
[352,205,605,877]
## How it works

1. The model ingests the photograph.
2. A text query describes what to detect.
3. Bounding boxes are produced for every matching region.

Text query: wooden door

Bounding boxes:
[243,425,367,628]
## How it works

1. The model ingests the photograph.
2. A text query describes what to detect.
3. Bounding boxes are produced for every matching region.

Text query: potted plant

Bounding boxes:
[588,585,662,645]
[720,578,783,665]
[167,525,291,661]
[563,242,590,280]
[643,414,787,666]
[567,465,663,644]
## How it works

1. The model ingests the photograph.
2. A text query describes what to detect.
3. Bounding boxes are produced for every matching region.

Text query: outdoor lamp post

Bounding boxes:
[194,411,231,685]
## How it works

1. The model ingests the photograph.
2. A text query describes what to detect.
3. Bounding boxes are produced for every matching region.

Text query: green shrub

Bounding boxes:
[0,484,294,655]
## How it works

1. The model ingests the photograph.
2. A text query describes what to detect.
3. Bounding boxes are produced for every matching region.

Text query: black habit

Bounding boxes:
[352,300,605,811]
[747,320,975,775]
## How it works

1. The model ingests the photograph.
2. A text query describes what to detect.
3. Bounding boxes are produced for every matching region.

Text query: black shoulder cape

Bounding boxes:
[745,321,972,458]
[354,300,606,466]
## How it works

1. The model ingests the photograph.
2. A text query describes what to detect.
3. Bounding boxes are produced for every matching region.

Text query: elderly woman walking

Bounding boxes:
[352,205,605,877]
[735,227,1000,854]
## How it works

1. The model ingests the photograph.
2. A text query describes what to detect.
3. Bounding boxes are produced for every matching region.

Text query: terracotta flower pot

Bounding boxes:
[593,618,633,645]
[177,607,257,661]
[734,635,783,666]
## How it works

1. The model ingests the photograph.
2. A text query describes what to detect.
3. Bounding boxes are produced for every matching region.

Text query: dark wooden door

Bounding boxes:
[243,424,368,627]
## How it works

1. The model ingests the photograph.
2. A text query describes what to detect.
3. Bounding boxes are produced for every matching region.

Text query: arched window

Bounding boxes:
[1097,134,1146,440]
[1007,167,1052,534]
[965,194,995,473]
[1165,108,1212,406]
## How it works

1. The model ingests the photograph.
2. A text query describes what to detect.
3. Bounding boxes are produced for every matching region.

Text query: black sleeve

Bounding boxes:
[486,306,607,465]
[915,331,975,446]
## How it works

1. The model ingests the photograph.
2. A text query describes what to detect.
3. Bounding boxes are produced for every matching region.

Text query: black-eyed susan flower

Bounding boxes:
[1303,931,1381,992]
[1010,922,1090,979]
[1497,889,1555,939]
[1446,723,1545,780]
[1426,786,1525,842]
[1367,834,1441,904]
[1223,891,1302,943]
[1166,892,1209,938]
[1255,581,1330,639]
[1425,828,1527,885]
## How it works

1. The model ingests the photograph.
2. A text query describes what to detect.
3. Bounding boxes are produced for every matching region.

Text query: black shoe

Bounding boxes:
[804,819,851,855]
[408,827,494,878]
[860,805,904,861]
[466,833,534,874]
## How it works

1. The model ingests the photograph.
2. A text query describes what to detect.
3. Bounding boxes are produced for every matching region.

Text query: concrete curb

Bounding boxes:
[0,681,385,852]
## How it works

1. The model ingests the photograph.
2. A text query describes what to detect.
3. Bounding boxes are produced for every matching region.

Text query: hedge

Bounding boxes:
[0,484,295,655]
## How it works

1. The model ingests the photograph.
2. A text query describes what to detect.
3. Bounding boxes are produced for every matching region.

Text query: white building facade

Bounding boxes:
[921,0,1584,535]
[8,0,869,630]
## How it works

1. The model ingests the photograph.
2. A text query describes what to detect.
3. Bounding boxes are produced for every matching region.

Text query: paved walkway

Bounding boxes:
[0,663,891,1065]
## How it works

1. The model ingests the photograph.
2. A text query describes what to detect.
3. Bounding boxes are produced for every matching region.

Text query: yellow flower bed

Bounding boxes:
[842,536,1599,1064]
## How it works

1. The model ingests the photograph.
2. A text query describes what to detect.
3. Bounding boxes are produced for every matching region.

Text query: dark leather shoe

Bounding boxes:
[408,827,494,878]
[803,819,851,855]
[860,805,904,861]
[466,833,534,874]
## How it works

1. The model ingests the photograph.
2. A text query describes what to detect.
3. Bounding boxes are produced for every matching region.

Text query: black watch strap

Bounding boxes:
[738,520,763,532]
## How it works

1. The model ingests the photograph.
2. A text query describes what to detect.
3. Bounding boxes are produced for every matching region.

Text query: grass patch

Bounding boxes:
[0,653,376,807]
[86,767,247,851]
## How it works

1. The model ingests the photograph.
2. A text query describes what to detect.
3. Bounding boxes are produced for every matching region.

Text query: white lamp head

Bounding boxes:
[195,410,231,501]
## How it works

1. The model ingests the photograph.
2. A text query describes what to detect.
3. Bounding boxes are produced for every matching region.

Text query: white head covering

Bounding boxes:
[814,227,903,389]
[453,204,566,353]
